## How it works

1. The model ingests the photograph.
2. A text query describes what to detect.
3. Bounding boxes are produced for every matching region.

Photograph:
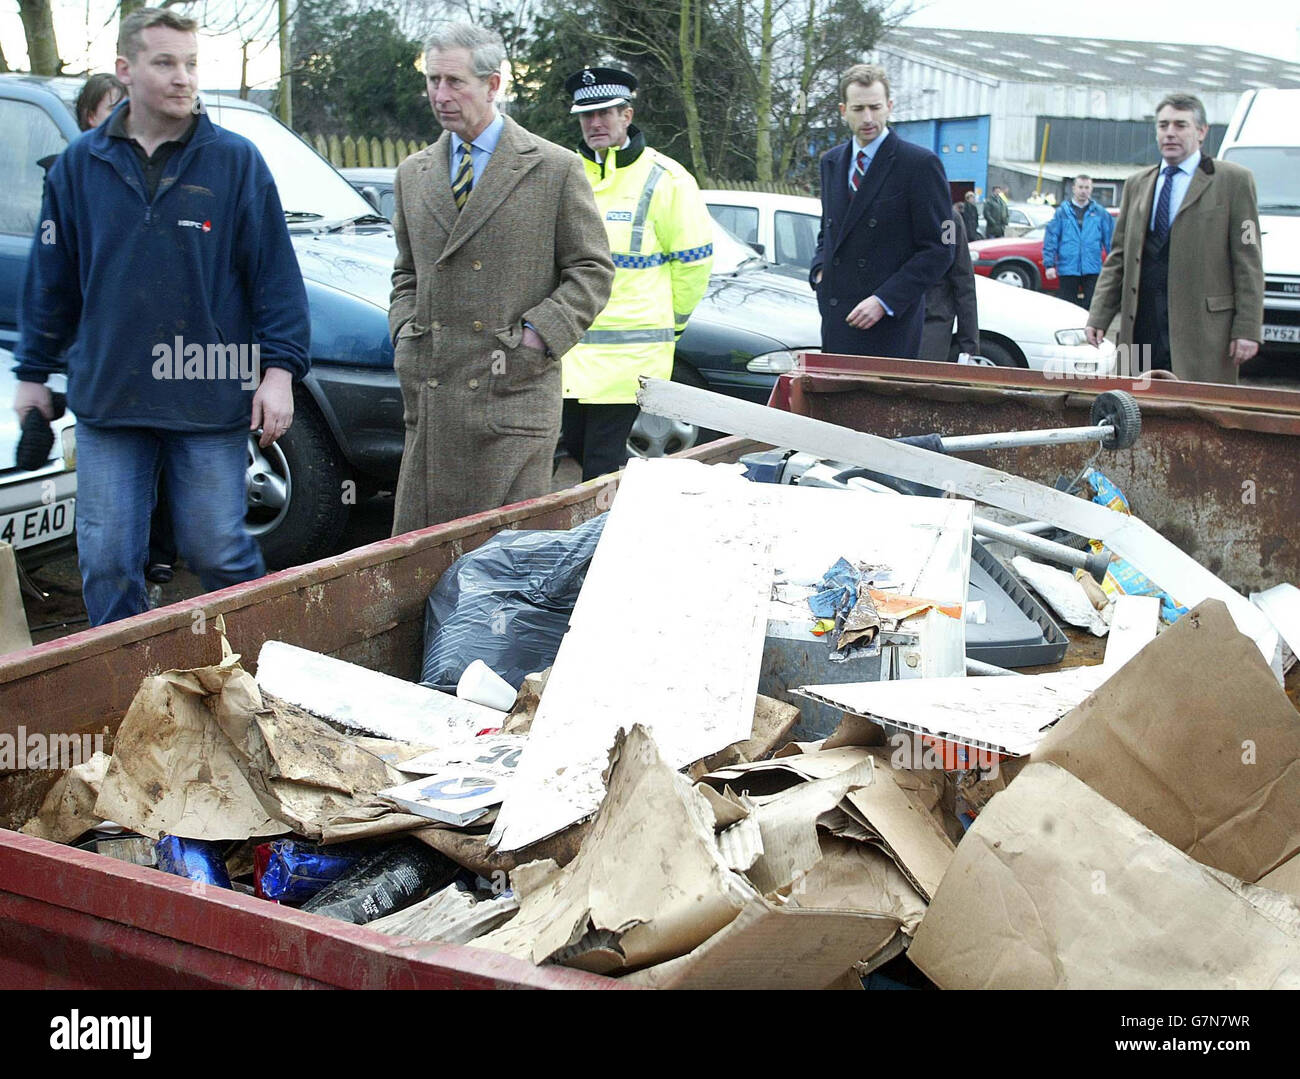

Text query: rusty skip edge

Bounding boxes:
[0,831,625,990]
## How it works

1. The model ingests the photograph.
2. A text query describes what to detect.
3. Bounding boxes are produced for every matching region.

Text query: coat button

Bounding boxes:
[431,320,441,329]
[428,378,438,388]
[857,259,866,268]
[473,320,483,331]
[829,298,839,307]
[469,378,480,389]
[833,257,841,266]
[472,260,482,270]
[436,264,445,272]
[868,219,877,228]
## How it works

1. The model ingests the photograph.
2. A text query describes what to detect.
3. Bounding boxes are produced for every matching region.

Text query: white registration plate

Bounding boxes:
[0,498,75,550]
[1262,325,1300,343]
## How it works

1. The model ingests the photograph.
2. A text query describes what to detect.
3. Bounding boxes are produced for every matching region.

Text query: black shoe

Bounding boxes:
[145,562,174,584]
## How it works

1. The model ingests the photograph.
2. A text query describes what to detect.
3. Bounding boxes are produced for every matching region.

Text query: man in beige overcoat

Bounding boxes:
[388,22,614,532]
[1086,92,1263,385]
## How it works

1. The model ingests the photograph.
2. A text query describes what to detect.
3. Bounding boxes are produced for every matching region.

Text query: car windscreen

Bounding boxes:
[711,220,773,274]
[1221,147,1300,214]
[201,101,375,225]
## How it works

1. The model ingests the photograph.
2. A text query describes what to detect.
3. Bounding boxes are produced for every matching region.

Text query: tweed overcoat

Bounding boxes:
[1088,156,1263,385]
[388,115,614,532]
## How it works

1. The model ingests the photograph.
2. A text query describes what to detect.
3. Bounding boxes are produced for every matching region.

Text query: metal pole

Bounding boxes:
[940,423,1113,454]
[973,515,1111,582]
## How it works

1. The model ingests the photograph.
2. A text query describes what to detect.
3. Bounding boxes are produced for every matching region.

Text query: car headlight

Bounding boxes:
[60,425,76,470]
[1054,329,1090,347]
[746,350,799,374]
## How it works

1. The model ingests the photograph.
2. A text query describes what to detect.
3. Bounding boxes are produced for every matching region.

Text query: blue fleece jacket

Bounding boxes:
[15,105,310,432]
[1042,198,1115,277]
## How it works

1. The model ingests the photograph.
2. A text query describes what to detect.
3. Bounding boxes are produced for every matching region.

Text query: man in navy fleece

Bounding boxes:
[13,8,310,625]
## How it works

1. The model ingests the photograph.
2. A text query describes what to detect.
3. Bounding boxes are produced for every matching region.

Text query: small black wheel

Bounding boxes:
[1091,390,1142,450]
[975,339,1025,368]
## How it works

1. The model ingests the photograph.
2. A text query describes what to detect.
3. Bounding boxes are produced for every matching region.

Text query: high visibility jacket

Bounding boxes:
[563,128,714,404]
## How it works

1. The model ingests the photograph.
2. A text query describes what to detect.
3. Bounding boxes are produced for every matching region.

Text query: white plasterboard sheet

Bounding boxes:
[488,458,776,852]
[1102,594,1160,669]
[255,640,505,747]
[1252,583,1300,661]
[798,666,1110,756]
[637,378,1278,665]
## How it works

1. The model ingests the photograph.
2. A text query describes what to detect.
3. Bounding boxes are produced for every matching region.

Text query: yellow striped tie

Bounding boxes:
[452,142,473,210]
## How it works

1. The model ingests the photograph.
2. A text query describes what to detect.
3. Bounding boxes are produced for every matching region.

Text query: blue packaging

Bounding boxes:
[258,839,367,902]
[154,835,232,889]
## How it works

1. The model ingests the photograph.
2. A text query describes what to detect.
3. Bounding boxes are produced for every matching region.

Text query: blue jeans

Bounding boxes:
[75,424,265,626]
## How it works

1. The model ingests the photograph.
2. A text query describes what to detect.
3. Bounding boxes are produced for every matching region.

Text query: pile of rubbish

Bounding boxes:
[19,386,1300,988]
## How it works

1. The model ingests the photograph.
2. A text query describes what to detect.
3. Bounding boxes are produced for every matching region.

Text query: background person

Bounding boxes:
[811,63,953,359]
[559,66,713,481]
[75,73,126,130]
[1087,93,1263,384]
[919,213,979,362]
[1042,174,1114,309]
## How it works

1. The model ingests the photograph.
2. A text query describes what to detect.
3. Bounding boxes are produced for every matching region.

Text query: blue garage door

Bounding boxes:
[893,116,990,194]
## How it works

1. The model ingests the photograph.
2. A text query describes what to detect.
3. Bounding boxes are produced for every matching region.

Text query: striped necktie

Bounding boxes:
[452,141,473,210]
[1152,164,1178,241]
[849,148,867,192]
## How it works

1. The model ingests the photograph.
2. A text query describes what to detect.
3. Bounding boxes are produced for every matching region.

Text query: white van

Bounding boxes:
[1218,89,1300,355]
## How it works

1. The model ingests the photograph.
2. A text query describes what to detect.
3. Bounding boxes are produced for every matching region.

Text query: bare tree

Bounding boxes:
[18,0,62,74]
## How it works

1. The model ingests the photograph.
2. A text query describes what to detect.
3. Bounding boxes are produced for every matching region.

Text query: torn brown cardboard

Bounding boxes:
[470,724,758,973]
[789,836,927,937]
[94,640,288,841]
[1032,600,1300,883]
[843,761,955,902]
[908,762,1300,989]
[621,895,900,990]
[20,752,111,843]
[367,883,520,944]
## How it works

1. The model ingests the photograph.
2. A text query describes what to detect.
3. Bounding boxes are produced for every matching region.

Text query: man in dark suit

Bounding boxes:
[811,63,954,358]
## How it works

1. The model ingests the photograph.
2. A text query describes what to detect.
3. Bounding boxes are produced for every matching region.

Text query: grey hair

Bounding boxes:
[1155,93,1207,129]
[424,21,505,79]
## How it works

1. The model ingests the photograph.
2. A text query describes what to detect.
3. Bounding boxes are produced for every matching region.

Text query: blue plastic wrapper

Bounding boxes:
[258,840,367,902]
[809,557,860,619]
[1083,467,1188,622]
[420,514,607,693]
[155,835,232,889]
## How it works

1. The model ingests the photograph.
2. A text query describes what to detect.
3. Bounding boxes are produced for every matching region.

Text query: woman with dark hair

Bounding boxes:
[75,73,126,131]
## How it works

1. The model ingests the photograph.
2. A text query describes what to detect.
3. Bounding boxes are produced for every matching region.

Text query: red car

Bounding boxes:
[970,225,1054,292]
[971,208,1120,293]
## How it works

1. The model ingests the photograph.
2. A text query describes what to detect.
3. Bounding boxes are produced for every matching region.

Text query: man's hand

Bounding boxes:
[13,381,53,422]
[250,367,294,448]
[813,269,822,285]
[1085,326,1107,347]
[1044,266,1058,281]
[1229,338,1259,366]
[521,325,546,352]
[846,295,887,331]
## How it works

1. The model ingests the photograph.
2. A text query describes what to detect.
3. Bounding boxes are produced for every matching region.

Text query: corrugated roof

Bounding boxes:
[882,28,1300,90]
[993,160,1155,181]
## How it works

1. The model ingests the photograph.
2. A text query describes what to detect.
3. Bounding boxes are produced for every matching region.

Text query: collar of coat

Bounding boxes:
[577,125,646,178]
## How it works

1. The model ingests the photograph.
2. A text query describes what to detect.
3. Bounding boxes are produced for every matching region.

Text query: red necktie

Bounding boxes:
[850,149,867,192]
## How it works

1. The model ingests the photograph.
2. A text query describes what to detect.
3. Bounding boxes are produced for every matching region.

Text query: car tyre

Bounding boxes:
[974,339,1026,368]
[626,362,718,459]
[247,390,353,570]
[993,262,1036,290]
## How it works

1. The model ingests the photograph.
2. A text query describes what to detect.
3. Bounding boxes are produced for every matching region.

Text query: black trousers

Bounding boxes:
[561,399,640,481]
[1057,273,1098,310]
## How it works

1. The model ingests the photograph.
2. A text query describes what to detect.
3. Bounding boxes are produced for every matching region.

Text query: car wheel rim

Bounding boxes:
[627,412,699,458]
[995,269,1026,288]
[246,436,292,536]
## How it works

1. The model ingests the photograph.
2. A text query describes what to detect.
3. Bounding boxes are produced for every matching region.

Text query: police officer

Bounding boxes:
[560,67,714,480]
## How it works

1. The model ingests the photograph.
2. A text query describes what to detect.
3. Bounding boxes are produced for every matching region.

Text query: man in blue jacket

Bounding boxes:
[1042,174,1115,309]
[811,64,953,359]
[12,8,310,626]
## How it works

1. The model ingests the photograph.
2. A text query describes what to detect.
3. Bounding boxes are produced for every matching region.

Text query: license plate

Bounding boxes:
[1262,325,1300,343]
[0,498,75,550]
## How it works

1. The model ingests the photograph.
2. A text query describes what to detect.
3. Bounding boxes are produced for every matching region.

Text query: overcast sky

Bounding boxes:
[902,0,1300,62]
[3,0,1298,92]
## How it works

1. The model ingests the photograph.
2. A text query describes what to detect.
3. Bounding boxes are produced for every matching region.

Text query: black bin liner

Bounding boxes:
[420,514,607,692]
